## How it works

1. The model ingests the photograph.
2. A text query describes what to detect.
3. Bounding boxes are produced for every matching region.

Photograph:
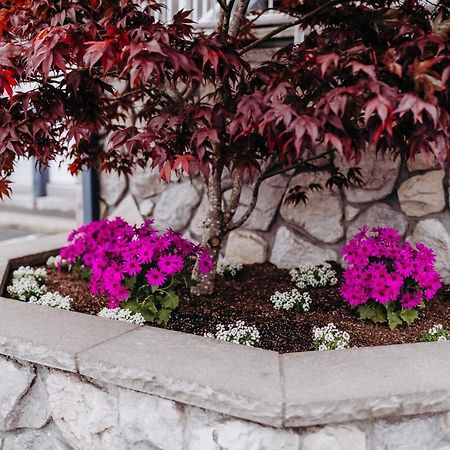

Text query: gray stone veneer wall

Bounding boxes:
[99,153,450,280]
[3,354,450,450]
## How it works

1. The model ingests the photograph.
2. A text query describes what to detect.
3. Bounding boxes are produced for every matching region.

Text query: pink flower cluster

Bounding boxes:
[60,218,213,308]
[341,226,442,310]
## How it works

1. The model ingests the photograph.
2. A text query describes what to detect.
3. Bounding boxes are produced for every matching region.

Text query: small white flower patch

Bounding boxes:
[46,255,68,269]
[12,266,47,283]
[421,324,450,342]
[216,259,243,278]
[98,307,146,326]
[312,323,350,351]
[270,289,311,312]
[7,266,48,301]
[290,264,338,289]
[204,320,260,346]
[29,291,72,310]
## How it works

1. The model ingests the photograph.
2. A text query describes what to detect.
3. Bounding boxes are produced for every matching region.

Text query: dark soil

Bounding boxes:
[13,263,450,353]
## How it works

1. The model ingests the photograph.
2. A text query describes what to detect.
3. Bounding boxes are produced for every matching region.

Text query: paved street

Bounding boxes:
[0,228,29,242]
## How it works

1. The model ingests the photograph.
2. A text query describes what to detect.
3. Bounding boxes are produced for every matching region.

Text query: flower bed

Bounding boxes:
[4,222,449,354]
[16,260,450,353]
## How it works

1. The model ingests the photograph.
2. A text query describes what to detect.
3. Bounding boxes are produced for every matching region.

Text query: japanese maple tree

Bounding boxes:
[0,0,448,294]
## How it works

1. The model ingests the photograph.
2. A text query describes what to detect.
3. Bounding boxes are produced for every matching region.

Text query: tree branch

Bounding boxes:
[239,0,344,55]
[223,171,242,223]
[261,149,335,181]
[226,150,335,230]
[228,0,251,37]
[217,0,229,12]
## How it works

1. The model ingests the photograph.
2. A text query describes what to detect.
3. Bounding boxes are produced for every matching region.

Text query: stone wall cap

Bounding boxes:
[77,326,283,426]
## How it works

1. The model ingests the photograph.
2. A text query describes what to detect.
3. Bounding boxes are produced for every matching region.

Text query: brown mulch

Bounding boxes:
[10,263,450,353]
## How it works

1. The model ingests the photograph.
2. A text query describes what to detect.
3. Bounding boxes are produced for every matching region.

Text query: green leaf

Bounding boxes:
[399,308,419,325]
[161,291,179,309]
[387,310,403,330]
[357,303,386,324]
[155,308,171,324]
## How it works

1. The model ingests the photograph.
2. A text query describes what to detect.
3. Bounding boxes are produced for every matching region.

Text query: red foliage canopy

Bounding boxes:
[0,0,448,198]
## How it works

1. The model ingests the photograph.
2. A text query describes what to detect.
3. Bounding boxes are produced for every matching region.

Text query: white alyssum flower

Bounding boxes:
[204,320,260,346]
[216,259,243,277]
[312,323,350,351]
[8,266,48,301]
[290,264,338,289]
[12,266,47,283]
[421,324,450,342]
[46,255,68,269]
[270,289,312,312]
[29,291,72,310]
[98,307,146,326]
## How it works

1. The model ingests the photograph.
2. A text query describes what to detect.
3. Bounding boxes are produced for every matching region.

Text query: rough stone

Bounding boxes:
[224,230,269,264]
[186,407,300,450]
[7,369,50,430]
[372,417,443,450]
[109,193,142,225]
[337,152,400,203]
[407,219,450,283]
[407,153,438,172]
[302,425,366,450]
[153,182,201,231]
[190,193,208,238]
[3,423,69,450]
[99,172,127,206]
[119,388,184,450]
[227,174,290,232]
[138,198,154,217]
[280,172,343,243]
[0,357,35,431]
[270,226,338,269]
[345,205,360,222]
[398,170,445,217]
[440,411,450,436]
[129,165,166,200]
[46,371,121,450]
[346,203,408,239]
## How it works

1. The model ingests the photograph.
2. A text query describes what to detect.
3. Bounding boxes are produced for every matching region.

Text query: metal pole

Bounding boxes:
[32,159,49,197]
[82,168,100,224]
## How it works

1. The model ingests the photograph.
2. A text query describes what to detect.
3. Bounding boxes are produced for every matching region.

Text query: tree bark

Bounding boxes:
[191,165,224,295]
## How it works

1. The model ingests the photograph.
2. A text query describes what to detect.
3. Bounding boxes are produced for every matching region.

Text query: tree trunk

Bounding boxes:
[191,167,223,295]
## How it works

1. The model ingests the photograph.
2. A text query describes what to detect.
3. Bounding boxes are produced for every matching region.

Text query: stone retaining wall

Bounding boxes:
[99,153,450,278]
[3,354,450,450]
[3,237,450,449]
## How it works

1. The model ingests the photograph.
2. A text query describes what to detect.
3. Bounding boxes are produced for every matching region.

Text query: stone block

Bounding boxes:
[0,357,34,431]
[346,203,408,239]
[153,182,201,231]
[302,425,366,450]
[270,226,338,269]
[109,193,143,225]
[224,230,268,264]
[280,172,343,243]
[46,371,121,450]
[407,218,450,283]
[99,172,127,207]
[398,170,445,217]
[119,388,184,449]
[0,298,139,371]
[337,152,400,203]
